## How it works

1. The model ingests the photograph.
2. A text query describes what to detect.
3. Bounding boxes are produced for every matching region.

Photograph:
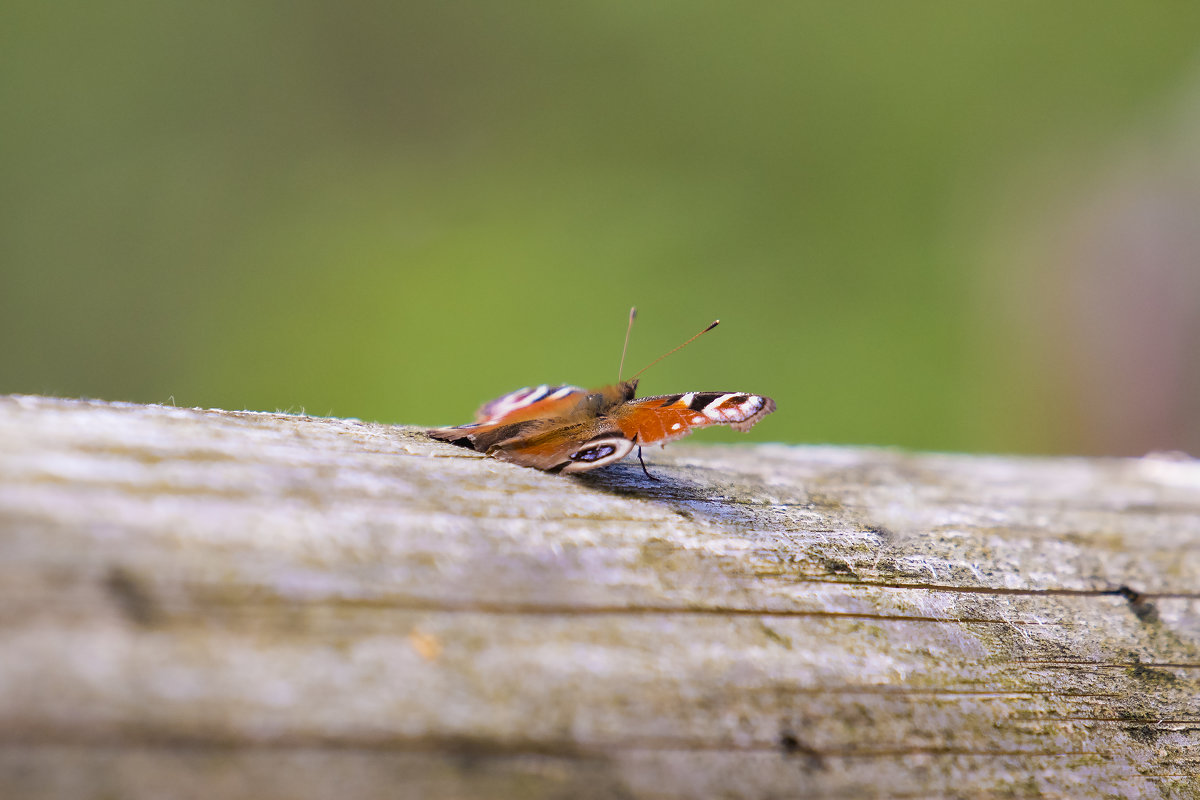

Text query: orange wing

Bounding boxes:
[611,392,776,446]
[472,384,588,424]
[428,384,586,447]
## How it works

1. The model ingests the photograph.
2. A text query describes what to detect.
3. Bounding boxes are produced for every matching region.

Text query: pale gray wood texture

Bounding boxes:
[1,394,1199,799]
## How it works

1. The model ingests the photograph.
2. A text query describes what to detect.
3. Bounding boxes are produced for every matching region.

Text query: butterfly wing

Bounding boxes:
[478,423,635,472]
[473,384,588,424]
[428,384,583,452]
[610,392,776,446]
[429,384,631,471]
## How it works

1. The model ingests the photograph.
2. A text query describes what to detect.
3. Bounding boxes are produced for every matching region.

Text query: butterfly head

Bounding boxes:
[589,379,638,412]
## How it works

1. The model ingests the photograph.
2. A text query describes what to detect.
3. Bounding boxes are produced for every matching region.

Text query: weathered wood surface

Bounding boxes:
[1,394,1199,799]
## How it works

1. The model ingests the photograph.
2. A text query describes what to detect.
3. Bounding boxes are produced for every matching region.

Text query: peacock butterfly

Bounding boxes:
[427,309,776,476]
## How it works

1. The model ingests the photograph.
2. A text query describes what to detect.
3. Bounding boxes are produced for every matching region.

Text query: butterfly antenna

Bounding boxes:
[617,306,637,381]
[629,318,720,381]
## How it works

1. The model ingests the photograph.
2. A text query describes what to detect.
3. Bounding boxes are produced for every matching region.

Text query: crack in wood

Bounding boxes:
[796,578,1177,597]
[0,732,1113,760]
[166,596,1064,626]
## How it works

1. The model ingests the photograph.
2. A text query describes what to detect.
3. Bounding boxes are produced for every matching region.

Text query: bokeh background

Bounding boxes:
[4,4,1200,456]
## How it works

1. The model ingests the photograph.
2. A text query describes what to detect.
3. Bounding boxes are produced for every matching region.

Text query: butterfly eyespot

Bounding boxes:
[560,434,634,473]
[573,445,615,462]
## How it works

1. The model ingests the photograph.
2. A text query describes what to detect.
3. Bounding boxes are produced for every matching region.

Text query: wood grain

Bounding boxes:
[2,394,1199,798]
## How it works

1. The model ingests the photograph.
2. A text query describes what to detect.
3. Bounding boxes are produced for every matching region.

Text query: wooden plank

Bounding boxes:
[1,394,1198,798]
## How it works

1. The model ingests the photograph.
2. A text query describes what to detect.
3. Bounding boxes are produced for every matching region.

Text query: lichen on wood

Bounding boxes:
[1,394,1199,799]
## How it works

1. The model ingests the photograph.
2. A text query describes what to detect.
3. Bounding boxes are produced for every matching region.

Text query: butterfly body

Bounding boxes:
[428,377,776,474]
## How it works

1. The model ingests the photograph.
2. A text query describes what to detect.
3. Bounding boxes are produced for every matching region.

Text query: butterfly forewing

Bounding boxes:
[429,384,601,467]
[474,384,587,424]
[614,392,776,446]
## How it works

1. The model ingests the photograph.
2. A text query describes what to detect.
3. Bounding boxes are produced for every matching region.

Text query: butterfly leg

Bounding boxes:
[637,445,659,481]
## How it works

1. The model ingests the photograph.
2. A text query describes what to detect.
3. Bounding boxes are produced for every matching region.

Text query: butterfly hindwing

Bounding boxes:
[430,415,633,473]
[486,426,634,473]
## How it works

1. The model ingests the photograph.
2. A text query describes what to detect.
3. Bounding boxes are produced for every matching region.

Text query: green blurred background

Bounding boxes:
[4,3,1200,456]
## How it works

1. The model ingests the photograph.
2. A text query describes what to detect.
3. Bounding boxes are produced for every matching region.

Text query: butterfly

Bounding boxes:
[427,309,776,476]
